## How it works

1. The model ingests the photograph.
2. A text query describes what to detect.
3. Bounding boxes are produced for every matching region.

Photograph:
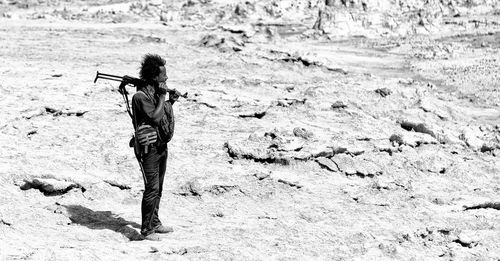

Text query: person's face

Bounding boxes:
[154,66,168,84]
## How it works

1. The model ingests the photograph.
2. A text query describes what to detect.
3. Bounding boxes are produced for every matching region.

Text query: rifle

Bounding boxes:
[94,71,188,118]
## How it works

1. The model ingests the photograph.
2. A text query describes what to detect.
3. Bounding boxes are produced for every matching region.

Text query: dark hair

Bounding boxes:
[139,54,166,83]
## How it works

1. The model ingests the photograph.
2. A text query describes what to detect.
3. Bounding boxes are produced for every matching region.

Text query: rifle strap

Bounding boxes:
[130,89,148,186]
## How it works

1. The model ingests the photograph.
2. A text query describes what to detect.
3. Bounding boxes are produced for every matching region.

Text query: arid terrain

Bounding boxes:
[0,0,499,260]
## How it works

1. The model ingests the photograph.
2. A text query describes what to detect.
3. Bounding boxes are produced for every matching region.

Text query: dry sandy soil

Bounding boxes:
[0,0,499,260]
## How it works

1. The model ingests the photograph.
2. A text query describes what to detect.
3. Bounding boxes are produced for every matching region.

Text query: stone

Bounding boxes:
[375,88,392,97]
[459,128,484,151]
[316,157,339,172]
[331,101,347,109]
[389,132,438,147]
[293,127,314,140]
[20,178,79,194]
[331,154,357,175]
[269,137,305,152]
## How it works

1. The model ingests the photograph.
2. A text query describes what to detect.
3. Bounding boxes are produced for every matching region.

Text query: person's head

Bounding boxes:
[139,54,168,86]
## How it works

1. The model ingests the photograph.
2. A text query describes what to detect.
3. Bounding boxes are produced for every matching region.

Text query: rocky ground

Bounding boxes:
[0,0,499,260]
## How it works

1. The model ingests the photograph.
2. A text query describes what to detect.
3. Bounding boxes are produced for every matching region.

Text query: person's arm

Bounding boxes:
[132,89,166,125]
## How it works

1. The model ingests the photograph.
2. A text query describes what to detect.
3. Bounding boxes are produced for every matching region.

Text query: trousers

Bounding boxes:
[140,145,167,236]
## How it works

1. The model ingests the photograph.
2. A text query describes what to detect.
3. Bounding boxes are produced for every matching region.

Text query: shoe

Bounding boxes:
[143,233,161,241]
[154,225,173,234]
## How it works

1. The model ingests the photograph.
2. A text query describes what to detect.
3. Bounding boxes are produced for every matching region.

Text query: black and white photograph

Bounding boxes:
[0,0,499,260]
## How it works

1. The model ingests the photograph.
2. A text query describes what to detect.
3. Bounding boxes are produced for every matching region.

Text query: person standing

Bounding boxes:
[132,54,179,241]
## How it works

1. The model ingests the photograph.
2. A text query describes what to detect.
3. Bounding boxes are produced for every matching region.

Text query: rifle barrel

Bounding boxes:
[97,75,123,82]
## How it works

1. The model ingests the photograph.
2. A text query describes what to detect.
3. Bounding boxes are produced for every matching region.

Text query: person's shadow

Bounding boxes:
[63,205,144,241]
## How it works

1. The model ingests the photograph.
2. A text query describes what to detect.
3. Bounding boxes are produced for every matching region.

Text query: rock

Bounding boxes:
[455,231,479,248]
[253,171,271,180]
[389,132,438,147]
[419,97,450,120]
[205,185,242,195]
[411,146,454,173]
[331,154,357,175]
[459,128,484,151]
[316,157,339,172]
[398,120,436,137]
[20,178,80,195]
[271,171,302,188]
[355,159,382,177]
[333,140,374,156]
[293,127,314,140]
[277,98,306,107]
[199,34,244,52]
[375,88,392,97]
[269,137,305,152]
[178,180,202,197]
[224,140,291,165]
[302,142,334,158]
[331,101,347,109]
[129,35,165,43]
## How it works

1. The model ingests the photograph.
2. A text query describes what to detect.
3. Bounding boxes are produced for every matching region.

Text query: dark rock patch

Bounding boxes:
[20,178,83,196]
[399,120,436,137]
[45,106,87,117]
[375,88,392,97]
[277,179,302,189]
[331,101,348,109]
[464,202,500,211]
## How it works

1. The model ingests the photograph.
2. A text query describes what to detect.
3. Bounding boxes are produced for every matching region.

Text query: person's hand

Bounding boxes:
[169,89,180,102]
[158,81,168,95]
